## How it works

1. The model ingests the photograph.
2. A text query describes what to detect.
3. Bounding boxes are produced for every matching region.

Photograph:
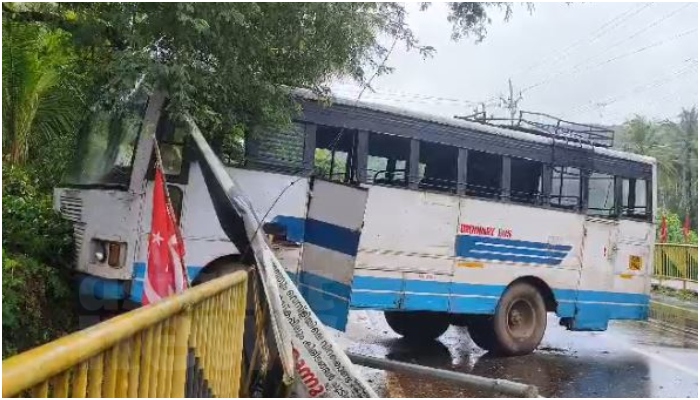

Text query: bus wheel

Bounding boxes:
[384,311,449,341]
[470,283,547,356]
[466,315,498,351]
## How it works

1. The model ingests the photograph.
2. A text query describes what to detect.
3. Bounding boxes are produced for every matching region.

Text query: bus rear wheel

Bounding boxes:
[384,311,450,341]
[467,282,546,356]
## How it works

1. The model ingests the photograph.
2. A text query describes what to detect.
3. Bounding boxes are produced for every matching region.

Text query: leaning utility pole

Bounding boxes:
[500,78,523,125]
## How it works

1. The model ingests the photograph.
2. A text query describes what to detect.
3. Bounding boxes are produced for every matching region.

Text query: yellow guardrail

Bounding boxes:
[654,243,698,286]
[2,270,248,398]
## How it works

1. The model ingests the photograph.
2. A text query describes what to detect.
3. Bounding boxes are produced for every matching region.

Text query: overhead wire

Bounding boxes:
[530,2,692,90]
[512,2,654,82]
[521,27,698,94]
[570,59,698,115]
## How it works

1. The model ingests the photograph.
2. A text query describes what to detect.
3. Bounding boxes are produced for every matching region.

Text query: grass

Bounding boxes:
[651,284,698,303]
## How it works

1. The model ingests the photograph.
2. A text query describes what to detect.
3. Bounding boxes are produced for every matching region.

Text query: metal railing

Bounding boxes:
[654,243,698,288]
[2,271,248,398]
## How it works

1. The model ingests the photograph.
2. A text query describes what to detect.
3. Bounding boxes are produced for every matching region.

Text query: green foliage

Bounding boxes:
[652,284,698,302]
[619,109,698,230]
[2,165,77,358]
[314,148,348,179]
[656,211,698,244]
[2,166,74,266]
[2,2,520,146]
[2,19,86,166]
[2,249,76,358]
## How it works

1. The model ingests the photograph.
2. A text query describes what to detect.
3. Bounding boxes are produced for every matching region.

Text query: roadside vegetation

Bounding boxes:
[651,285,697,303]
[1,2,696,357]
[617,111,698,240]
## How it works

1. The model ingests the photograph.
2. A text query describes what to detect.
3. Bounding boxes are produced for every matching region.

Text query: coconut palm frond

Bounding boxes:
[2,21,82,164]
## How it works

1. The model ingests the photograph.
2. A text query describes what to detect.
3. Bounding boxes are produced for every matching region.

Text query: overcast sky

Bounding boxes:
[331,2,698,126]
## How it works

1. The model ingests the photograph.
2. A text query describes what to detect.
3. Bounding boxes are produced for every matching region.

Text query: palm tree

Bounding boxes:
[618,116,678,206]
[661,107,698,226]
[2,21,82,165]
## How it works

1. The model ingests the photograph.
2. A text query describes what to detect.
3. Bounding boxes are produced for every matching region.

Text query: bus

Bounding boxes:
[55,86,656,356]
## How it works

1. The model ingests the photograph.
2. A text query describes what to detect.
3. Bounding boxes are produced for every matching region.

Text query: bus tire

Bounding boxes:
[471,282,547,356]
[466,315,499,351]
[384,311,449,341]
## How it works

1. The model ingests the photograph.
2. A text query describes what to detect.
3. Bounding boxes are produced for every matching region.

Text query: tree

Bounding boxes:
[3,2,526,144]
[618,116,676,206]
[662,107,698,227]
[618,110,699,231]
[2,21,84,165]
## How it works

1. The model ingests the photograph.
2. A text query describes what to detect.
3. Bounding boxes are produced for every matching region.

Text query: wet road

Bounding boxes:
[342,311,698,398]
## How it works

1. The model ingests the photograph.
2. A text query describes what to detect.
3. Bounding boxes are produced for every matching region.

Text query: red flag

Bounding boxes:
[143,165,188,305]
[683,215,692,243]
[659,215,669,243]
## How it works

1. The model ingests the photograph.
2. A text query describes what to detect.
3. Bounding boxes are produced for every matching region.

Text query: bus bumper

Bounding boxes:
[76,273,129,301]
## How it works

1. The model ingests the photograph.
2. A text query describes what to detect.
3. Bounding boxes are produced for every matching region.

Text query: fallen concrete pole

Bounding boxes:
[346,352,541,398]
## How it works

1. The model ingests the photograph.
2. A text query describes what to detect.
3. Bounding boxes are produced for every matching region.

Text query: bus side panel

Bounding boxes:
[609,219,653,319]
[453,198,583,316]
[225,167,310,277]
[351,187,458,311]
[129,164,310,303]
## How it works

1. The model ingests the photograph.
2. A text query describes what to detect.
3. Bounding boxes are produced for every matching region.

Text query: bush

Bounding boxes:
[2,165,74,266]
[1,165,77,358]
[2,250,76,358]
[657,210,698,244]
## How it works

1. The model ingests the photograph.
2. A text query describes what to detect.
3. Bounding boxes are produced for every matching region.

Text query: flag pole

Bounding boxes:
[152,135,190,284]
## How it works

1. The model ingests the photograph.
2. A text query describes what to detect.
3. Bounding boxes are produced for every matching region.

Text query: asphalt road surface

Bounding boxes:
[343,311,698,398]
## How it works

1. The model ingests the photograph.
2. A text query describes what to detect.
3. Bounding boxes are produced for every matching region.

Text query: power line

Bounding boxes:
[598,3,693,55]
[512,2,653,82]
[570,59,698,115]
[522,28,698,93]
[538,2,692,89]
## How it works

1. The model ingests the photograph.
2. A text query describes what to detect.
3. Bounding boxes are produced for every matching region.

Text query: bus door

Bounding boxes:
[576,216,620,329]
[298,179,368,331]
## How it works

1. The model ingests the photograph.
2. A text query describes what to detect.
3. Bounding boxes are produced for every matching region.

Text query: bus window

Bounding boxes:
[466,150,502,199]
[314,125,357,183]
[367,132,410,187]
[247,123,306,173]
[587,172,616,217]
[64,90,148,188]
[621,178,648,219]
[155,115,189,177]
[550,167,581,210]
[510,158,543,204]
[418,141,458,193]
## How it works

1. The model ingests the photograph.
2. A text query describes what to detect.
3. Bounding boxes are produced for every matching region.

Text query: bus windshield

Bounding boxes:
[63,89,149,188]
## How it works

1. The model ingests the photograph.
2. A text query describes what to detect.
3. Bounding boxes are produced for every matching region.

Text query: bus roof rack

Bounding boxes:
[455,111,615,148]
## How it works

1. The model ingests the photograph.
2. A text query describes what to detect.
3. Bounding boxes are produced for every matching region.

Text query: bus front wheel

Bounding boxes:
[467,282,547,356]
[384,311,450,341]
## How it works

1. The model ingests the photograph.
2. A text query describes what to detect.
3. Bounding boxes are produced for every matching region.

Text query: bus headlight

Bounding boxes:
[91,239,126,268]
[93,241,107,263]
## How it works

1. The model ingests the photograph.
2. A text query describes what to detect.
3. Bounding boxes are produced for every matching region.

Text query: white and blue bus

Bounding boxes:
[55,87,656,356]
